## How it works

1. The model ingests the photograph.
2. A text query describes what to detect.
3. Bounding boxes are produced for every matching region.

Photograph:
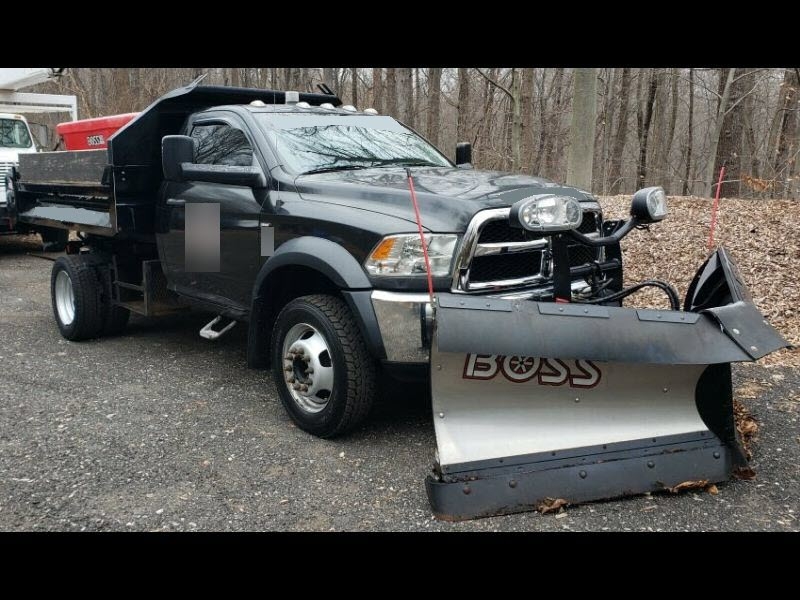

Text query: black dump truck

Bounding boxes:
[6,81,789,520]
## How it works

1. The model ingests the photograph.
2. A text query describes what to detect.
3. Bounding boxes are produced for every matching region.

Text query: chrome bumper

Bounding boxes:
[371,290,431,363]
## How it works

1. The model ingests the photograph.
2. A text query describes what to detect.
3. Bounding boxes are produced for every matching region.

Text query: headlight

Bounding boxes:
[509,195,583,233]
[364,234,458,277]
[631,186,668,222]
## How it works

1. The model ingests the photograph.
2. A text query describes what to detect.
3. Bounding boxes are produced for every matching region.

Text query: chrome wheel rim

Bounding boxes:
[54,270,75,326]
[281,322,334,414]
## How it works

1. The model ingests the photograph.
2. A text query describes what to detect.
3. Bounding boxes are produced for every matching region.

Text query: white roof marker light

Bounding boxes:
[285,91,300,104]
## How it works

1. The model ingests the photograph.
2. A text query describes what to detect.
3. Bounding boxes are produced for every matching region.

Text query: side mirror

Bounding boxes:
[455,142,472,168]
[630,186,668,223]
[162,135,196,181]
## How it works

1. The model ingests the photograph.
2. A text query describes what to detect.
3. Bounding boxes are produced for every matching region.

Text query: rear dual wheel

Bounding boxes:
[51,255,129,341]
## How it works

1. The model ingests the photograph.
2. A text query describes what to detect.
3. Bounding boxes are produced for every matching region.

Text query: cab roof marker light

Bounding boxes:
[285,91,300,105]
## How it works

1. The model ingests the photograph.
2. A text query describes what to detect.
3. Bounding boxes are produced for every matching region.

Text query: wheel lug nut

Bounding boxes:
[284,354,293,360]
[302,356,311,363]
[292,383,301,390]
[284,365,293,372]
[305,367,314,374]
[294,348,305,356]
[286,376,295,384]
[300,384,309,392]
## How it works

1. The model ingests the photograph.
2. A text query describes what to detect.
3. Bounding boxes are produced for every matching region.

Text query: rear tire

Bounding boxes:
[271,294,376,438]
[40,227,69,253]
[51,255,104,340]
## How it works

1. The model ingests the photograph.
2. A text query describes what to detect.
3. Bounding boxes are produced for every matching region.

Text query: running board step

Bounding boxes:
[200,315,237,340]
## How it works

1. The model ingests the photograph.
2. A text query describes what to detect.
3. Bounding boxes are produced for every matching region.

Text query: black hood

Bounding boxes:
[294,166,596,232]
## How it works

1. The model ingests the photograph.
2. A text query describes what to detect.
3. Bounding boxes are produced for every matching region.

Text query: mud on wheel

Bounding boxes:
[271,294,376,438]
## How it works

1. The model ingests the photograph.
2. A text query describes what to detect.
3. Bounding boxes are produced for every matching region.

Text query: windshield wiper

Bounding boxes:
[371,158,442,168]
[300,165,372,175]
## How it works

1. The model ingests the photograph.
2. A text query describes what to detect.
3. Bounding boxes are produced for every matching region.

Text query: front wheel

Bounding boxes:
[271,294,376,438]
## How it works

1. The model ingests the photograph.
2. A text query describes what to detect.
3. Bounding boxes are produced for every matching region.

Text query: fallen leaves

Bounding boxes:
[734,398,759,460]
[733,466,757,480]
[538,497,568,514]
[667,480,709,494]
[600,195,800,368]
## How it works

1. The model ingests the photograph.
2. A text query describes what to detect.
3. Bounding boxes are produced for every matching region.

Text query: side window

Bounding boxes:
[190,123,253,167]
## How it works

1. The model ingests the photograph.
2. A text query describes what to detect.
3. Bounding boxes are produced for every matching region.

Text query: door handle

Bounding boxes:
[166,198,186,206]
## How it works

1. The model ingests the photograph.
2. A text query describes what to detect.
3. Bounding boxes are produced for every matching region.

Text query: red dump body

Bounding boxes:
[56,113,139,150]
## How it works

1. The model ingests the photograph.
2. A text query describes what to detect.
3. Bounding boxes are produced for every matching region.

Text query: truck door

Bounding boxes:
[159,115,266,310]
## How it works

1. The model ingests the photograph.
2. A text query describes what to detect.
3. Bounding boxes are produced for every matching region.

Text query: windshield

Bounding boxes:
[255,113,452,174]
[0,118,33,149]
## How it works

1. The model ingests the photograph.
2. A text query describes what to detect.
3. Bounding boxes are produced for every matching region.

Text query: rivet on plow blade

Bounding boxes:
[509,480,517,488]
[579,471,587,479]
[713,452,721,459]
[647,461,655,469]
[463,486,471,495]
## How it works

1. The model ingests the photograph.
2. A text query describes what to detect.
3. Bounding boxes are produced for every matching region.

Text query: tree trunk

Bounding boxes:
[773,68,800,197]
[371,68,383,113]
[323,68,337,93]
[521,68,535,173]
[398,68,414,126]
[663,68,679,185]
[713,68,749,197]
[703,68,736,197]
[608,68,632,195]
[426,68,442,146]
[511,69,522,171]
[351,68,358,106]
[385,68,398,117]
[682,68,695,196]
[567,68,597,190]
[544,68,565,178]
[457,68,471,143]
[636,70,658,188]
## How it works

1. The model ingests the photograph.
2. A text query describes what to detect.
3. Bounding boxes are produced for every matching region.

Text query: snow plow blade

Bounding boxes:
[426,248,789,521]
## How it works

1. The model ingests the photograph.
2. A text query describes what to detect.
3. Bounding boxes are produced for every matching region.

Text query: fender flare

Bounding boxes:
[246,237,383,368]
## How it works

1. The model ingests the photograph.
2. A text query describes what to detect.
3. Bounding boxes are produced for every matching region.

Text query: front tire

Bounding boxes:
[271,294,376,438]
[51,255,104,340]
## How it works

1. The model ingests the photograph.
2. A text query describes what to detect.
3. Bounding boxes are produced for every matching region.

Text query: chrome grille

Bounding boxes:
[451,205,603,293]
[0,162,13,180]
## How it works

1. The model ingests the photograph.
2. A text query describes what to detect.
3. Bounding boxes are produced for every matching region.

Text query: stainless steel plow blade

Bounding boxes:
[426,249,789,521]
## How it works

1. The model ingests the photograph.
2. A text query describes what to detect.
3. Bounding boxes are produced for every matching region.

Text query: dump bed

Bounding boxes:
[15,149,116,235]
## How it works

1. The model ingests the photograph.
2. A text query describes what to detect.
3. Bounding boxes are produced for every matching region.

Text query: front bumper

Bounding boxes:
[371,290,431,363]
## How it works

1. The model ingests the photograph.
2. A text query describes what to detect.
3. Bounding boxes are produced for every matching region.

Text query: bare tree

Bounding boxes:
[682,68,695,196]
[371,68,383,113]
[457,68,471,143]
[773,68,799,196]
[608,68,632,194]
[385,68,398,117]
[566,68,597,190]
[636,69,658,187]
[426,68,442,146]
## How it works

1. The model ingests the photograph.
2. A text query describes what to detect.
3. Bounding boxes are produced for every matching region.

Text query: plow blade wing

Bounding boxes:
[427,248,789,520]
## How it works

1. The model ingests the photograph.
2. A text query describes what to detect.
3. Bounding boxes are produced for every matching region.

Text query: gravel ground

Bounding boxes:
[1,234,798,532]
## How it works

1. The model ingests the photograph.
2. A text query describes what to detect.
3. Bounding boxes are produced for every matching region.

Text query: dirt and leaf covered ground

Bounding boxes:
[600,195,799,368]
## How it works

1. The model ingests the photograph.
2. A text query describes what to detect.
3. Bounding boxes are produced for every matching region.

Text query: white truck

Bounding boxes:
[0,68,76,250]
[0,112,68,249]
